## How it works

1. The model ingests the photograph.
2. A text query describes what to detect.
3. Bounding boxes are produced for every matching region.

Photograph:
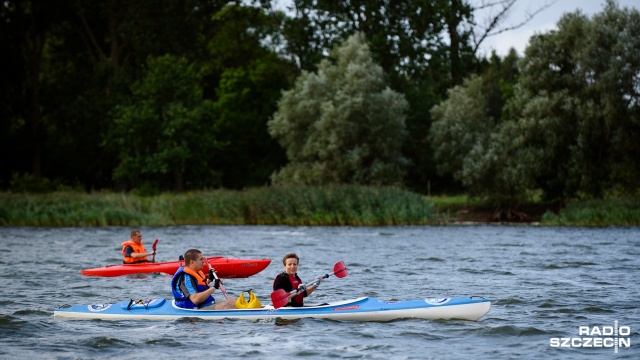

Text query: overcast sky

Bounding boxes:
[477,0,639,56]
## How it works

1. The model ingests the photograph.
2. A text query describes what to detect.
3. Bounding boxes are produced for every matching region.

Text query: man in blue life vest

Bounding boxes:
[121,230,155,264]
[171,249,237,310]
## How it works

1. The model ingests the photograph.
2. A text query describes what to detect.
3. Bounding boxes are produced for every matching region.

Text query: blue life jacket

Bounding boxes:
[171,266,214,309]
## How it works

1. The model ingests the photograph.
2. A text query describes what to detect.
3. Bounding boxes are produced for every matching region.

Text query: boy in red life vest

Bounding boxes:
[273,253,323,307]
[121,230,155,264]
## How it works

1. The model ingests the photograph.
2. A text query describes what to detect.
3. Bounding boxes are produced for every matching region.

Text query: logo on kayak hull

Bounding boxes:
[424,298,451,305]
[88,304,112,312]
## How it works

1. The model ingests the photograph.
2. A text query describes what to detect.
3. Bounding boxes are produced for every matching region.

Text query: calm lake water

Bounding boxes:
[0,225,638,359]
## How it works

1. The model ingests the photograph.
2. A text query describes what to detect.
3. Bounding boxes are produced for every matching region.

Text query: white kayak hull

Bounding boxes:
[54,296,490,322]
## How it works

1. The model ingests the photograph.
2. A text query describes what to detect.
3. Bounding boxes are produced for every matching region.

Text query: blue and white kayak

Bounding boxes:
[53,296,490,322]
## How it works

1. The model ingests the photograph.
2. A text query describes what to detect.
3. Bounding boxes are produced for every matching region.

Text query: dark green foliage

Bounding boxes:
[104,55,223,192]
[1,1,285,192]
[205,5,291,189]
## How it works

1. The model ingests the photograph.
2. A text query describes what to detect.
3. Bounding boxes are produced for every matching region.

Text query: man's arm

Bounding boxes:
[125,245,154,259]
[189,286,215,305]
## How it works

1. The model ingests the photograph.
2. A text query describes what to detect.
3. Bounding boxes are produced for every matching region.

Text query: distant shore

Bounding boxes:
[1,189,638,227]
[435,200,639,227]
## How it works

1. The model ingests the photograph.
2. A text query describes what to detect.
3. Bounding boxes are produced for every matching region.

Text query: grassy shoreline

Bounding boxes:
[0,186,435,227]
[1,187,638,227]
[429,196,640,227]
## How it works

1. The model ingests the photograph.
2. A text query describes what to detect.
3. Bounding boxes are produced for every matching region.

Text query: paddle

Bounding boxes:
[205,257,229,300]
[151,239,158,262]
[270,260,348,309]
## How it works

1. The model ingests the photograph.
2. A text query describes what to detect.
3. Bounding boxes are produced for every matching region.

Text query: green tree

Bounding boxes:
[55,0,230,189]
[276,1,560,195]
[280,1,452,193]
[277,1,483,194]
[433,1,640,209]
[105,55,223,192]
[268,33,409,186]
[0,0,232,190]
[430,75,494,182]
[283,0,448,77]
[429,72,538,216]
[204,5,291,189]
[460,115,540,214]
[0,0,74,184]
[507,1,640,200]
[429,50,520,193]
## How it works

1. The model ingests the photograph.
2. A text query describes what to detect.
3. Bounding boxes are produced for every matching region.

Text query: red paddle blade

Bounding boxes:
[152,239,158,251]
[270,289,289,309]
[333,261,348,278]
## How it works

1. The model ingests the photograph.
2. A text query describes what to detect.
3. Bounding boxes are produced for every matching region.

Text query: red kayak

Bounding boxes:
[81,257,271,278]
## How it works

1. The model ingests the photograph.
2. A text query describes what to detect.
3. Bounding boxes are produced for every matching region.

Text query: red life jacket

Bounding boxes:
[288,274,305,305]
[121,240,148,264]
[273,272,305,306]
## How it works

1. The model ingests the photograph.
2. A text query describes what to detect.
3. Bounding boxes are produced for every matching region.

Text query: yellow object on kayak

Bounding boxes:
[235,290,262,309]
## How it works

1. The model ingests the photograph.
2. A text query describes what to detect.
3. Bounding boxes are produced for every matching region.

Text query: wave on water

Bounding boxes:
[418,257,447,262]
[82,336,133,348]
[477,324,550,336]
[581,306,615,313]
[494,297,526,305]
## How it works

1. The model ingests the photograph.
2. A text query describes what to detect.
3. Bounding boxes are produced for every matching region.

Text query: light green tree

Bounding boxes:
[430,73,535,215]
[460,115,540,212]
[268,32,409,186]
[429,75,495,182]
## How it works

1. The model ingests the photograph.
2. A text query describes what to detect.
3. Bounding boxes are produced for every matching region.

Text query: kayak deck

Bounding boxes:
[54,297,491,322]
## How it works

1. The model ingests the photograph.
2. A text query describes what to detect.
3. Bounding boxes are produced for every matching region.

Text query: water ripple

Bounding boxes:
[0,225,638,359]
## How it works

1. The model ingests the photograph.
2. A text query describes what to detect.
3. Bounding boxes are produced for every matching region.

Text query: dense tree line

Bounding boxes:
[430,1,640,210]
[1,0,638,209]
[1,0,290,192]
